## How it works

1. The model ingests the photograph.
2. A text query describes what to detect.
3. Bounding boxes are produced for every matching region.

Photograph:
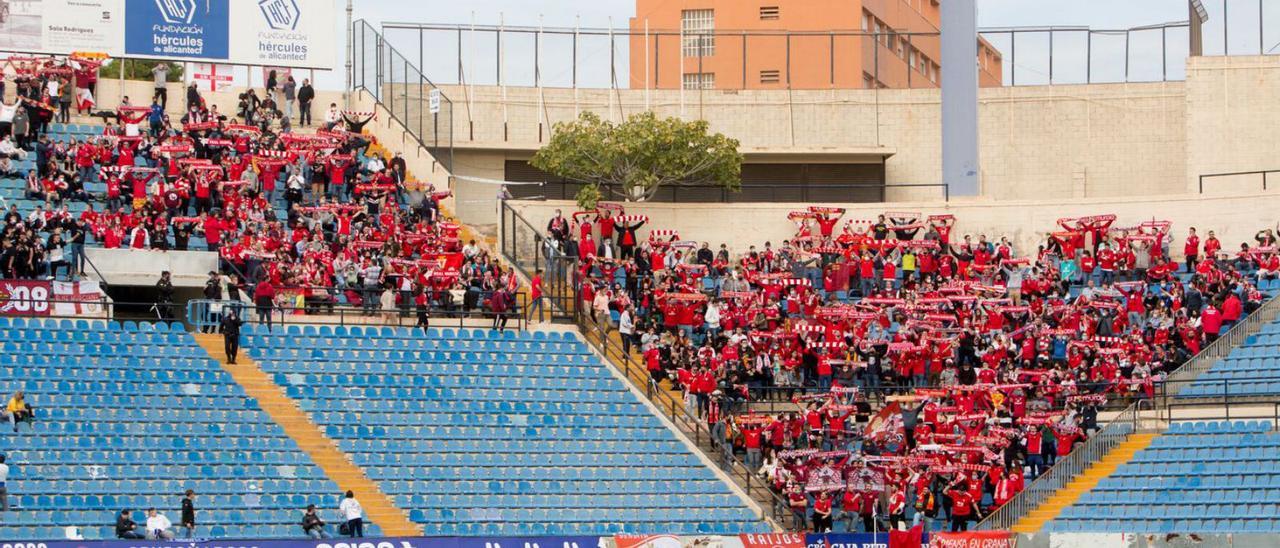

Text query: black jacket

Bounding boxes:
[301,512,325,532]
[181,498,196,525]
[156,278,175,302]
[115,514,137,537]
[221,315,245,338]
[203,278,223,300]
[298,85,315,104]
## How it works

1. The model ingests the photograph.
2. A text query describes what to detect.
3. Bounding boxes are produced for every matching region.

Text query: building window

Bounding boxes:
[863,72,875,89]
[681,9,715,57]
[897,37,907,58]
[759,69,781,84]
[930,62,938,83]
[683,72,715,90]
[759,6,780,20]
[909,49,917,69]
[862,11,870,32]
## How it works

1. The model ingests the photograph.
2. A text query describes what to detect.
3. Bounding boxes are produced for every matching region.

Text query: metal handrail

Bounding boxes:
[1198,168,1280,193]
[570,303,796,530]
[352,19,455,171]
[0,296,114,321]
[498,200,576,321]
[517,182,951,204]
[1164,400,1280,425]
[79,251,111,289]
[499,198,545,281]
[977,401,1143,531]
[975,299,1280,530]
[185,291,528,331]
[1160,296,1280,399]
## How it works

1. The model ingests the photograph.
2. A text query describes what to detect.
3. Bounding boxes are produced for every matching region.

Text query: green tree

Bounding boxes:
[98,59,184,82]
[532,111,742,209]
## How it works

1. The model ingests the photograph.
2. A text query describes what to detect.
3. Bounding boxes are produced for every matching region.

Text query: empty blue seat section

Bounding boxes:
[1046,420,1280,534]
[0,319,347,540]
[1181,316,1280,398]
[246,324,769,536]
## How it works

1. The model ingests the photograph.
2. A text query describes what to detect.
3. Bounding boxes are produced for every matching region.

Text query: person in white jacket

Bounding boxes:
[145,508,174,540]
[338,490,363,537]
[618,306,635,355]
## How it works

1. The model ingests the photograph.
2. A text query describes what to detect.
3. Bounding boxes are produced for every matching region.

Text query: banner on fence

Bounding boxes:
[0,279,104,316]
[807,531,930,548]
[42,536,605,548]
[928,530,1015,548]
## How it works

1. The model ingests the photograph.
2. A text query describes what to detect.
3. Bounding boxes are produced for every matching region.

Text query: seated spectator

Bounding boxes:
[4,391,32,432]
[0,135,27,160]
[115,510,144,539]
[301,504,331,539]
[145,508,174,540]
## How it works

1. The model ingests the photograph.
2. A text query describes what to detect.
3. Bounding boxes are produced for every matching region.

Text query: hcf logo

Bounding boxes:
[259,0,301,31]
[153,0,198,24]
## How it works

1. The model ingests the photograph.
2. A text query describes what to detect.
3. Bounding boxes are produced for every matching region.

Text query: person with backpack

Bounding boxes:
[337,491,363,538]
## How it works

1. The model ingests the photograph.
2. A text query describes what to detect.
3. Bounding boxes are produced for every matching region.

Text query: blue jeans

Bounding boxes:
[1128,311,1145,332]
[1026,454,1045,478]
[526,296,546,322]
[67,243,83,275]
[78,165,95,185]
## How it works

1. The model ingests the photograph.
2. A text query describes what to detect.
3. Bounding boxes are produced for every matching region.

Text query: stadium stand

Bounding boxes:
[1047,420,1280,534]
[2,54,1276,540]
[0,318,357,540]
[242,323,770,535]
[0,123,102,218]
[1180,319,1280,398]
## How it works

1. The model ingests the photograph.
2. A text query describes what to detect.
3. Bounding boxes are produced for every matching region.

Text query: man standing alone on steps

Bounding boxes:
[338,491,363,538]
[180,489,196,538]
[220,309,246,364]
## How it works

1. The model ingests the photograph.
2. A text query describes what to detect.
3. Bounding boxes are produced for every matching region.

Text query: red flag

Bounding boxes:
[890,524,924,548]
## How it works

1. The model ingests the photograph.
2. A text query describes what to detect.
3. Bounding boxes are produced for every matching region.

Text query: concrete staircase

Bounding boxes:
[1012,432,1157,533]
[192,333,422,537]
[576,324,784,527]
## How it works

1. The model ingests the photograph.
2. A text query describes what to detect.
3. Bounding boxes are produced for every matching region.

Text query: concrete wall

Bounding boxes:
[505,190,1280,261]
[85,247,218,288]
[88,79,346,120]
[1185,55,1280,194]
[438,78,1187,217]
[365,57,1280,236]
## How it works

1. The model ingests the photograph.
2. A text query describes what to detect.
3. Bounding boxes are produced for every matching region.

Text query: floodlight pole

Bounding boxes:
[344,0,353,108]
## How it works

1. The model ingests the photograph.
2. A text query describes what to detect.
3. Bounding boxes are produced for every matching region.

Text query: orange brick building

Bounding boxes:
[628,0,1003,90]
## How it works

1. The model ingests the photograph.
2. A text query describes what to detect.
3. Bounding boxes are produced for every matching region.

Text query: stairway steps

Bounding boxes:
[1010,433,1157,533]
[192,333,422,537]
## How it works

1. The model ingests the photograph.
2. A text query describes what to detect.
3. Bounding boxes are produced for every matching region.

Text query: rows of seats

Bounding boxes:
[0,318,360,540]
[1047,420,1280,533]
[1181,319,1280,397]
[246,325,769,536]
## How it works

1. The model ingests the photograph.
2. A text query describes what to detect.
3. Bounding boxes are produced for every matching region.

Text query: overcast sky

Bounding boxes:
[314,0,1272,89]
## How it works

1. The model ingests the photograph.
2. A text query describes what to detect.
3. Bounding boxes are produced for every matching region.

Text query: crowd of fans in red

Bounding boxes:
[1,56,520,325]
[557,206,1274,533]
